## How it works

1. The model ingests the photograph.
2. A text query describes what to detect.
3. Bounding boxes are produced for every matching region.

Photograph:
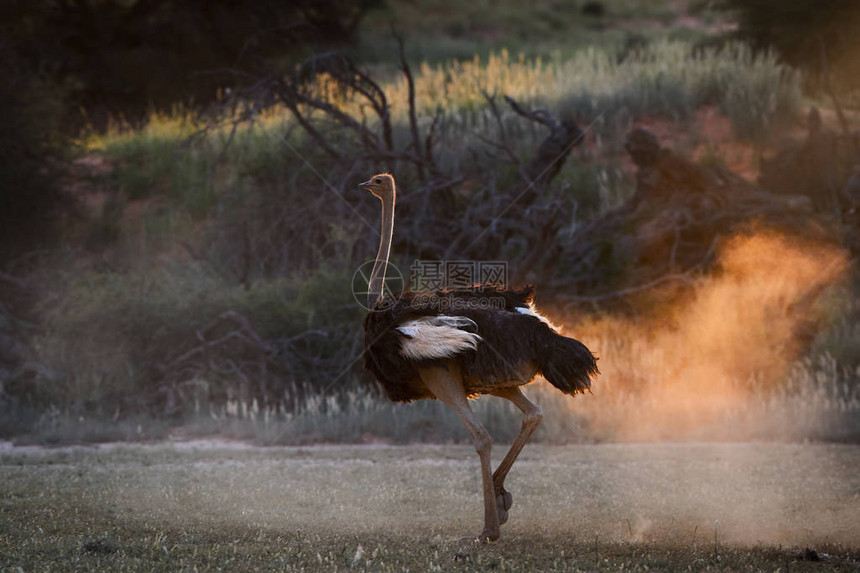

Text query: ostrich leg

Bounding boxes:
[419,365,500,541]
[489,386,543,524]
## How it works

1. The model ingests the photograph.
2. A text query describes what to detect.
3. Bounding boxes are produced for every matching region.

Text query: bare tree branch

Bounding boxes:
[394,28,425,178]
[504,95,558,129]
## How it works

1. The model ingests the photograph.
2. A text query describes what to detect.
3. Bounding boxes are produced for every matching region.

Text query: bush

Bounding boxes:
[0,46,70,263]
[2,0,382,125]
[717,0,860,92]
[27,264,366,415]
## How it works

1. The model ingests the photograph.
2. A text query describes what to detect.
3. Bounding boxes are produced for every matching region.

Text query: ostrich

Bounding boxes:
[359,173,598,541]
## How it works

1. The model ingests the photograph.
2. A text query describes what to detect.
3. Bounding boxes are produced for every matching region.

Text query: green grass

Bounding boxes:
[1,443,858,571]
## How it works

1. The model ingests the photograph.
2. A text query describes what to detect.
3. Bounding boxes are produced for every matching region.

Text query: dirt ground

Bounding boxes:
[1,441,858,571]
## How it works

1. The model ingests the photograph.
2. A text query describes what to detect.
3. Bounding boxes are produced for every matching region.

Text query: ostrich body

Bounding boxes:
[359,173,598,541]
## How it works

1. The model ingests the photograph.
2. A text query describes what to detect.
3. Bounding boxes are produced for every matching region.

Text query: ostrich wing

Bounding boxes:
[396,316,482,360]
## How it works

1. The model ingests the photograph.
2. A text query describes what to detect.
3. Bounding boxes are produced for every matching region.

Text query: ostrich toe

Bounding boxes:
[496,488,513,524]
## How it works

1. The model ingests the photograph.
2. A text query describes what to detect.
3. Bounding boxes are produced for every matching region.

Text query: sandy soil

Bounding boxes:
[2,441,858,549]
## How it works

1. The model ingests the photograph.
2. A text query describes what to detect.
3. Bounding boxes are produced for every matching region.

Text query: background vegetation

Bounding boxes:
[2,0,860,445]
[717,0,860,94]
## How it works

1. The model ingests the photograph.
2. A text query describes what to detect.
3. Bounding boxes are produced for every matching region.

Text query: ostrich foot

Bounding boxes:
[496,488,513,525]
[458,524,502,543]
[465,529,500,543]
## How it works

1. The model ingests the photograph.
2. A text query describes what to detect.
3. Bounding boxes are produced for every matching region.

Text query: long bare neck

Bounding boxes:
[368,190,395,308]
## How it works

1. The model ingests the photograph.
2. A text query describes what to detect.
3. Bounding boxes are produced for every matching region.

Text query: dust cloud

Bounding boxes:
[553,229,850,442]
[59,442,860,550]
[505,230,858,548]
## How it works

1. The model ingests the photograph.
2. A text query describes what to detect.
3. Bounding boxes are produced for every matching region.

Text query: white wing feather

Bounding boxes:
[396,316,482,360]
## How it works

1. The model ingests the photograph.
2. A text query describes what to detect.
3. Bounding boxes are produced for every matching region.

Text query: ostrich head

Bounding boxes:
[359,173,396,201]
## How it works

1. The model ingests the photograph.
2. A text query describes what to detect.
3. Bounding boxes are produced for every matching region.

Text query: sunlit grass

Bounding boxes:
[83,41,801,231]
[386,42,801,145]
[87,41,801,155]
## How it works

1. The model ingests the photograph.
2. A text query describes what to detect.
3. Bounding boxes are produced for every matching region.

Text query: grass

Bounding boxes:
[62,40,804,298]
[14,228,858,447]
[69,40,803,266]
[85,40,802,225]
[1,442,858,571]
[394,42,800,135]
[11,348,858,447]
[356,0,722,64]
[21,264,365,418]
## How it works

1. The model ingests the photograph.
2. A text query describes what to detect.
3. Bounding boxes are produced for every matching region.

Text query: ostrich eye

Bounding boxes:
[374,178,382,184]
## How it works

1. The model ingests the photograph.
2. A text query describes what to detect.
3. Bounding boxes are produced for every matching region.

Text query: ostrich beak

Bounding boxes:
[358,179,373,190]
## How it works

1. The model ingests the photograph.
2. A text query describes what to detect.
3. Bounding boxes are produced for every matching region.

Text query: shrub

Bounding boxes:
[0,46,70,262]
[28,264,365,415]
[2,0,383,125]
[717,0,860,92]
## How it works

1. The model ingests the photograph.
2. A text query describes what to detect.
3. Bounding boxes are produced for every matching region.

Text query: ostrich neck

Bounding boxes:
[368,192,395,309]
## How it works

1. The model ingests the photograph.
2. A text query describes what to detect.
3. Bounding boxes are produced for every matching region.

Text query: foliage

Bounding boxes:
[17,258,860,443]
[0,45,70,262]
[21,265,365,415]
[2,0,382,125]
[6,18,854,448]
[357,0,713,64]
[381,41,801,152]
[716,0,860,92]
[1,38,816,426]
[87,40,802,240]
[0,0,857,460]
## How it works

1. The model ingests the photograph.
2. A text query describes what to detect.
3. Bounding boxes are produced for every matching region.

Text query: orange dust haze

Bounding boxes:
[554,229,850,442]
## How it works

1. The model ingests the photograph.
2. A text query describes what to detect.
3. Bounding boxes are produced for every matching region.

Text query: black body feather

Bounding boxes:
[363,286,598,402]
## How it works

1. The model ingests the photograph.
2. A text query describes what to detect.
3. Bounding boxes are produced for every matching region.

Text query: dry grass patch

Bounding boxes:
[1,442,858,571]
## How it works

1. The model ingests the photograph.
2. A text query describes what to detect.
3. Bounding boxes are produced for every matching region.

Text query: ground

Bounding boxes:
[1,441,858,571]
